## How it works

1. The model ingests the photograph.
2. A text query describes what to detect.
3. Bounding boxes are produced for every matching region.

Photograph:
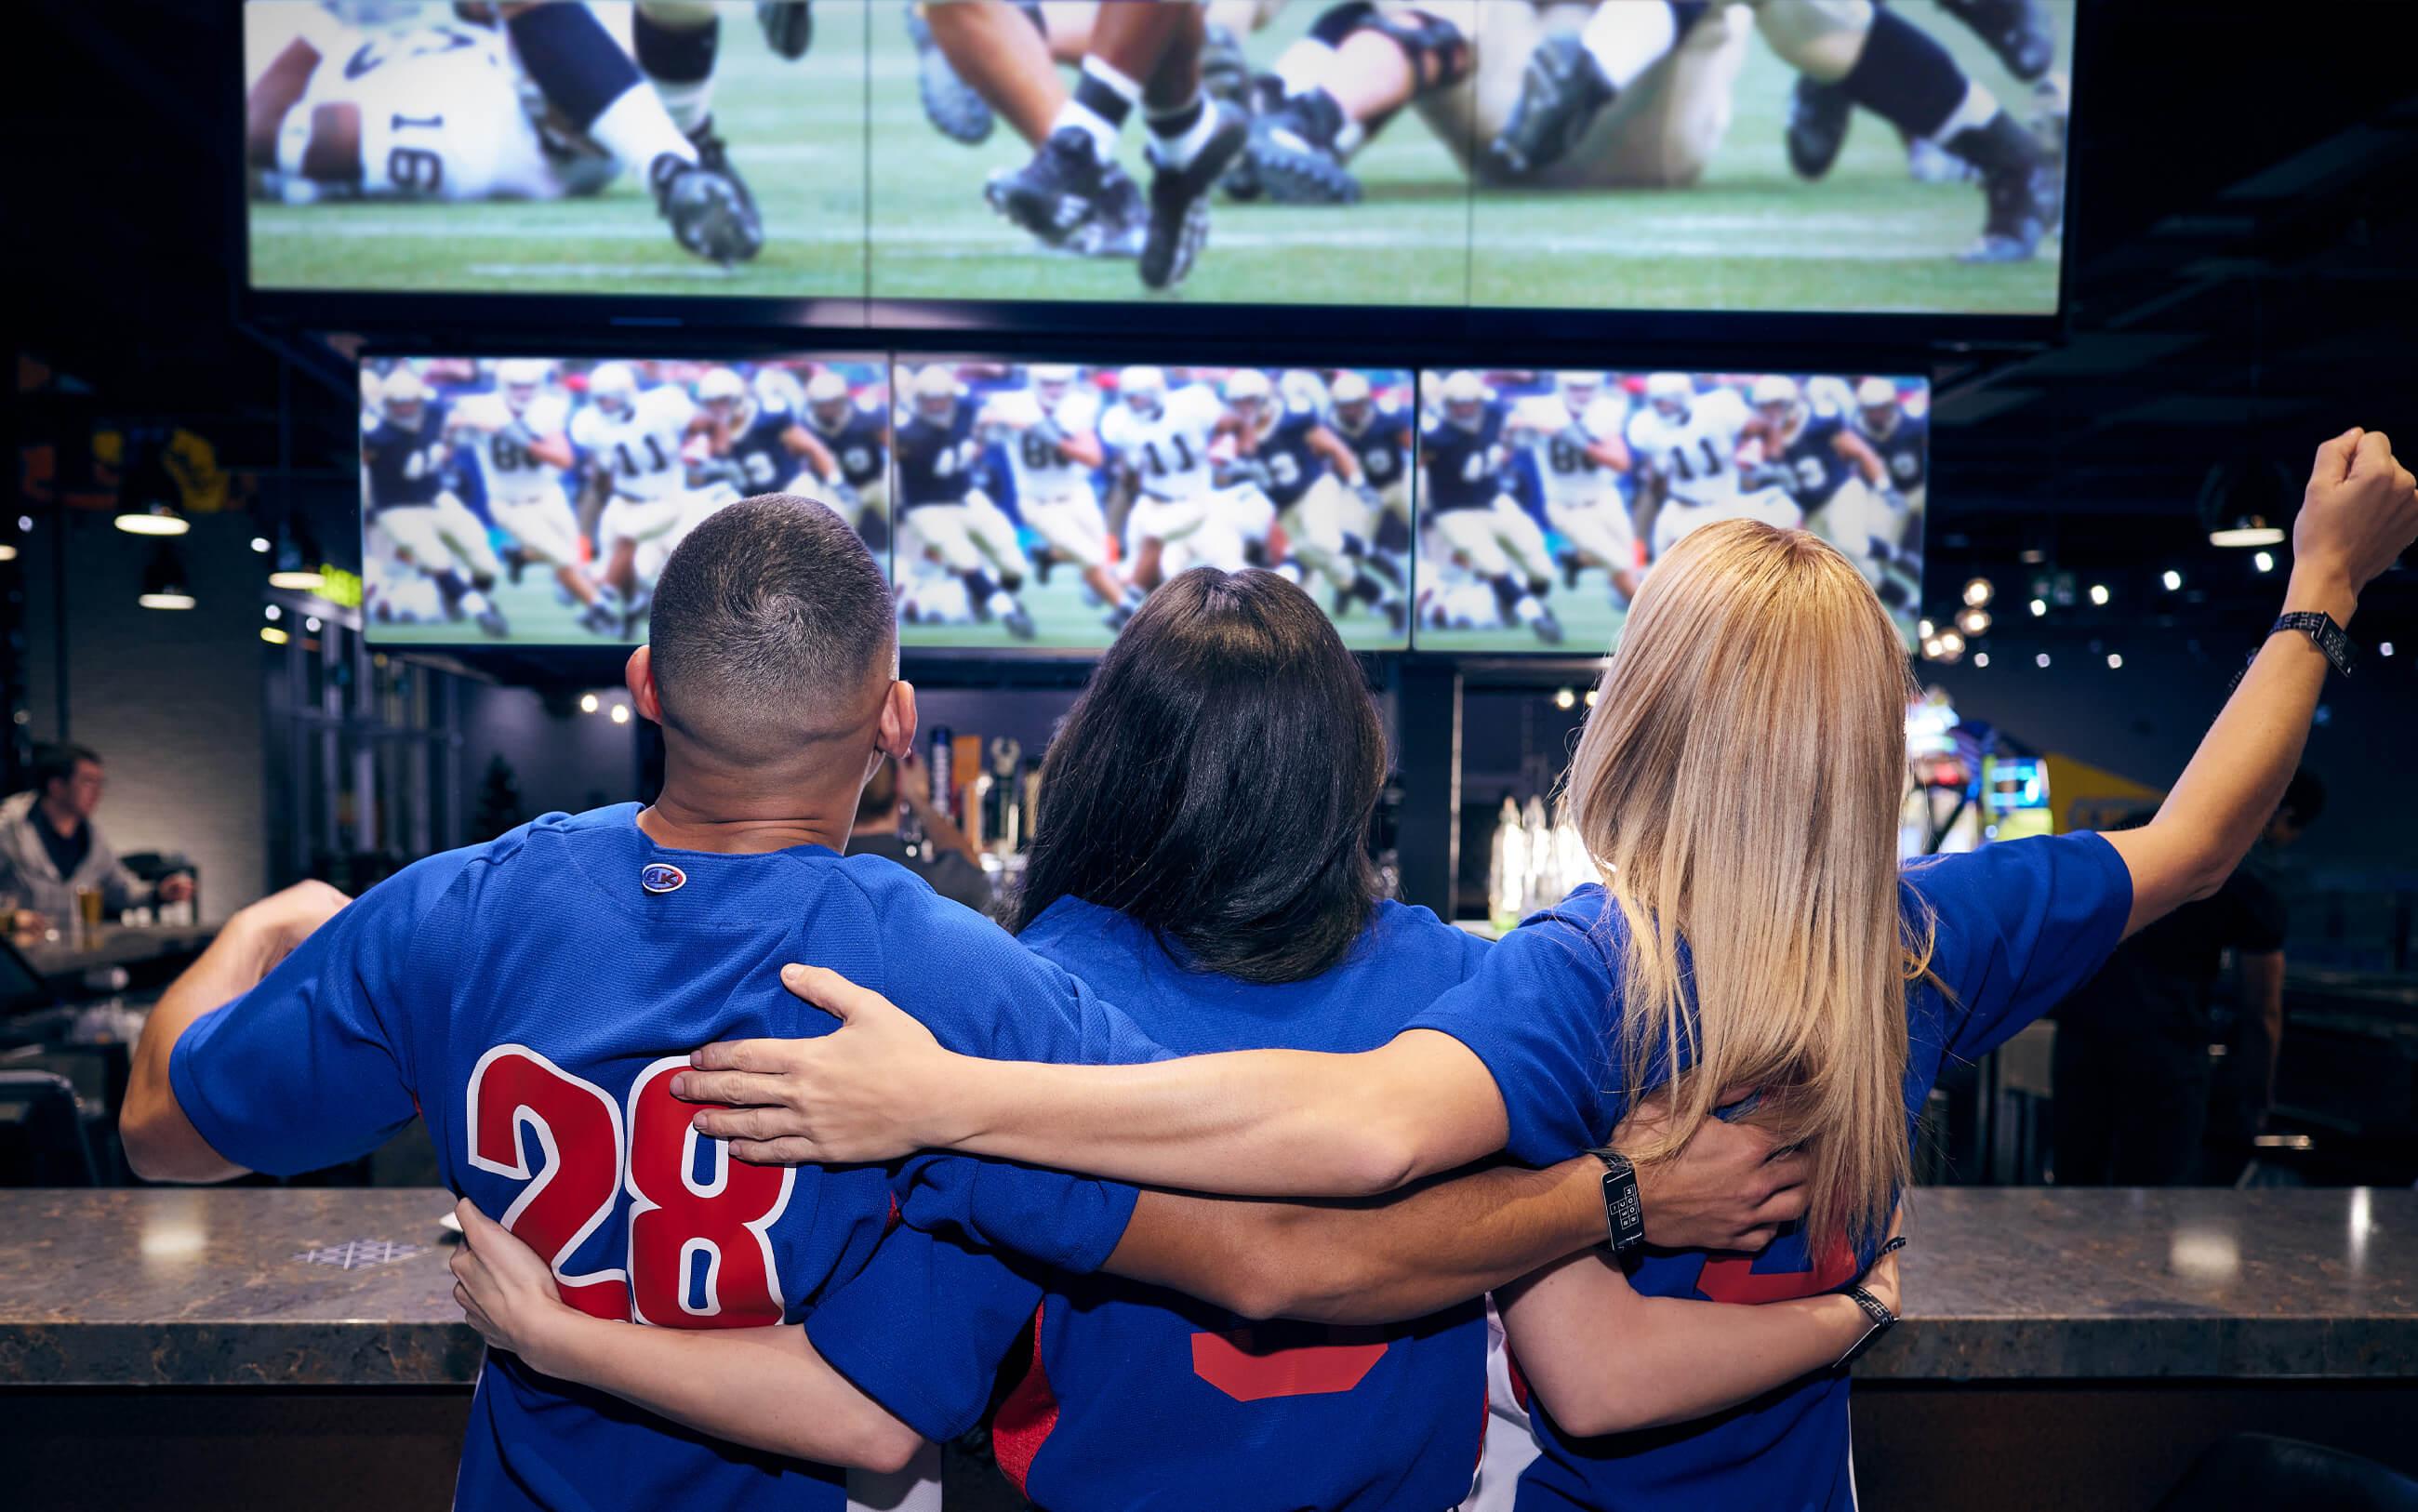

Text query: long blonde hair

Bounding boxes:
[1561,520,1928,1253]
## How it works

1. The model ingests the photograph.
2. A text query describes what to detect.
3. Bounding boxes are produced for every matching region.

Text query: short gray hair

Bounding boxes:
[648,495,895,758]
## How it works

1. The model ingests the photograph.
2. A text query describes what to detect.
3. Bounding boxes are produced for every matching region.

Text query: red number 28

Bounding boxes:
[466,1046,795,1328]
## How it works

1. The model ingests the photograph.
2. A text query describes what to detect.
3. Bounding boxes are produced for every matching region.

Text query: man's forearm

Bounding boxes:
[1104,1159,1603,1325]
[122,919,281,1181]
[519,1313,922,1473]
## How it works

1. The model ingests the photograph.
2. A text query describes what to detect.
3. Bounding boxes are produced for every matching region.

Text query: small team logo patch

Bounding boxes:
[640,863,687,895]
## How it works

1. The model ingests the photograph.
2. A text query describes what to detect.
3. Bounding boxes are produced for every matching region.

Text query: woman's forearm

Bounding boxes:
[940,1029,1509,1198]
[1499,1253,1868,1438]
[2110,564,2346,934]
[519,1312,922,1473]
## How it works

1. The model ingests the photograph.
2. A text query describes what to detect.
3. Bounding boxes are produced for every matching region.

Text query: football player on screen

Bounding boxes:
[1508,370,1642,610]
[1325,370,1415,576]
[1627,372,1801,564]
[446,360,622,635]
[1100,366,1269,590]
[363,368,512,638]
[1418,372,1562,645]
[980,365,1145,631]
[896,366,1040,640]
[1786,0,2063,191]
[1220,370,1406,633]
[986,1,1249,288]
[1738,375,1911,609]
[570,363,713,637]
[1489,0,2062,262]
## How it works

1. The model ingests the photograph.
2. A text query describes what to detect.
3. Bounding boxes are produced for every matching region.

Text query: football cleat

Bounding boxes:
[1951,112,2058,264]
[1140,103,1249,290]
[1559,549,1587,590]
[988,128,1117,247]
[1786,76,1853,181]
[1244,96,1362,206]
[1485,34,1613,179]
[1067,164,1147,259]
[907,3,994,145]
[756,1,813,60]
[1003,603,1038,641]
[1529,607,1565,646]
[475,599,512,639]
[1220,73,1288,202]
[650,153,764,266]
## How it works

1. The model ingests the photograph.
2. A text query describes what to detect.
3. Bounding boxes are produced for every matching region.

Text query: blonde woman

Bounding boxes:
[680,429,2417,1510]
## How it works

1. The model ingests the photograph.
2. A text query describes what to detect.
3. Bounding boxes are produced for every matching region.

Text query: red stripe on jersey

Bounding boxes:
[1189,1325,1389,1402]
[990,1303,1059,1496]
[1696,1239,1859,1305]
[884,1191,902,1236]
[1505,1346,1532,1414]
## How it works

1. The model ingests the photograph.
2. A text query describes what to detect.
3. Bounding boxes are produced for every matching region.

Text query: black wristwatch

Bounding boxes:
[1585,1147,1648,1258]
[1832,1234,1907,1369]
[2273,611,2358,677]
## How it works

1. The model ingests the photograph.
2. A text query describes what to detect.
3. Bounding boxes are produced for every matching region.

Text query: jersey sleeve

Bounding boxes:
[1907,831,2136,1061]
[804,1224,1047,1442]
[167,853,475,1176]
[1400,912,1623,1164]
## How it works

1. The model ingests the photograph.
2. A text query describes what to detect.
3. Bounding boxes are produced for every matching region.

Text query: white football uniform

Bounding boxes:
[454,391,581,567]
[991,388,1110,570]
[1517,392,1638,574]
[266,19,617,205]
[1102,384,1250,550]
[1628,386,1753,508]
[575,386,698,560]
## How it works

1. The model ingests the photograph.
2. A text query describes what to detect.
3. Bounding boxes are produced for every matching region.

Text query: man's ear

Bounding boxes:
[874,679,918,762]
[627,647,663,726]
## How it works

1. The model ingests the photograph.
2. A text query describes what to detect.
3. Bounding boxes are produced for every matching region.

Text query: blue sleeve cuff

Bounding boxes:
[166,1000,295,1177]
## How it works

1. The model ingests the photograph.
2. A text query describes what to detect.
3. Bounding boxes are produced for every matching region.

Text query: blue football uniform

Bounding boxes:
[1423,404,1511,513]
[807,404,890,492]
[895,407,981,511]
[806,898,1495,1512]
[1249,403,1331,509]
[168,805,1162,1512]
[1856,411,1927,497]
[1405,834,2132,1512]
[1338,404,1412,495]
[1770,410,1858,512]
[364,403,453,514]
[728,406,807,495]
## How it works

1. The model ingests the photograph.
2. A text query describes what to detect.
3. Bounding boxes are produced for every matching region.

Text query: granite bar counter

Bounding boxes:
[3,1187,2415,1509]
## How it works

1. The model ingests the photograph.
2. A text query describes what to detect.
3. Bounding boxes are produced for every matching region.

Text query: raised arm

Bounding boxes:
[679,966,1512,1197]
[1497,1232,1895,1439]
[2105,430,2416,935]
[448,1201,923,1474]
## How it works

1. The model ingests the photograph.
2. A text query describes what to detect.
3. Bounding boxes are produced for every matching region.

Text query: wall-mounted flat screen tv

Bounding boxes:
[358,353,890,644]
[244,1,2073,322]
[1410,366,1927,654]
[891,355,1415,653]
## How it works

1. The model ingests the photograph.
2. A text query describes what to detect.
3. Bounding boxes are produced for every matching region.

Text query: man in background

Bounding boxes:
[0,743,195,930]
[2052,771,2323,1185]
[848,755,993,916]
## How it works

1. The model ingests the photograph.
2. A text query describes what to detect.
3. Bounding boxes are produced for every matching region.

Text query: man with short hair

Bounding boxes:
[0,742,195,929]
[124,494,1793,1511]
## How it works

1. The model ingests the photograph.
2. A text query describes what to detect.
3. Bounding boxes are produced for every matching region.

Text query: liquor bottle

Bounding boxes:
[1488,796,1526,933]
[927,725,954,822]
[986,737,1024,854]
[1521,797,1557,914]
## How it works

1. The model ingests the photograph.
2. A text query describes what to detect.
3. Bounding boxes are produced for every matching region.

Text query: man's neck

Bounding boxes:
[36,796,84,839]
[635,780,856,856]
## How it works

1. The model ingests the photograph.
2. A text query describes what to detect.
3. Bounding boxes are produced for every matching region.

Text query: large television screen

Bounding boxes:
[245,0,2072,320]
[244,1,866,299]
[892,357,1415,652]
[360,354,890,643]
[1410,367,1927,654]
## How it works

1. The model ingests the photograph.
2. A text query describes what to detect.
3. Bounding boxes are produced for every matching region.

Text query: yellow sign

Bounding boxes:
[315,565,363,608]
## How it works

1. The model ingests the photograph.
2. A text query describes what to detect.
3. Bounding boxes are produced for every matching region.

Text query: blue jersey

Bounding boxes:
[1405,834,2132,1512]
[807,898,1495,1512]
[1249,403,1331,508]
[363,403,452,514]
[806,403,890,490]
[1771,410,1858,511]
[1857,411,1928,497]
[1422,404,1510,513]
[895,405,981,511]
[729,406,807,495]
[168,806,1162,1512]
[1336,404,1411,494]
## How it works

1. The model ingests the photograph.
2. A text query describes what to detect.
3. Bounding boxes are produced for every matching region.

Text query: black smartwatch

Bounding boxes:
[2273,611,2358,677]
[1585,1147,1648,1258]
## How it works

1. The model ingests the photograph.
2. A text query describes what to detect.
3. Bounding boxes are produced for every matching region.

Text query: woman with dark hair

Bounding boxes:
[451,566,1900,1511]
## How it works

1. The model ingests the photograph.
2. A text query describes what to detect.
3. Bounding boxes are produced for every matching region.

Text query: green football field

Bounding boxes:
[254,0,2067,312]
[1410,572,1630,656]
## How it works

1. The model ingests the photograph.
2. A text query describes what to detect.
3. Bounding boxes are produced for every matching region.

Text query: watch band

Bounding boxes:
[1585,1147,1648,1257]
[2274,611,2357,676]
[1832,1284,1898,1370]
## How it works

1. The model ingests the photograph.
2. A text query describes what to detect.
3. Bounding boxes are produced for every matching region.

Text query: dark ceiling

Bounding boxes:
[12,0,2418,648]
